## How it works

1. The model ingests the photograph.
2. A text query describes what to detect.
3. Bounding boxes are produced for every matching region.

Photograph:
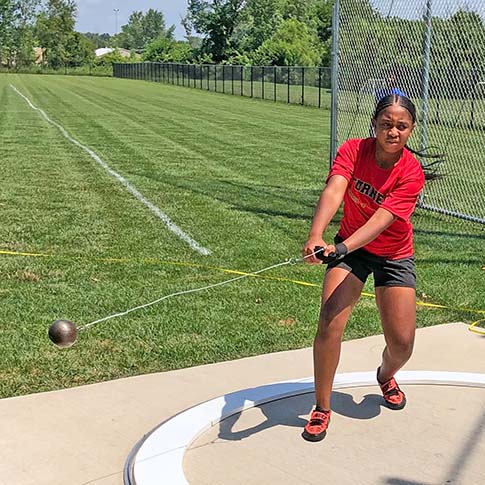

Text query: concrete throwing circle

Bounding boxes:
[123,371,485,485]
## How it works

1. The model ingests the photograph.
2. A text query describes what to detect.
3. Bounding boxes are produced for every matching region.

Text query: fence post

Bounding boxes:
[241,66,243,96]
[318,67,322,108]
[301,67,305,105]
[262,66,265,100]
[215,65,218,92]
[330,0,341,167]
[232,65,235,95]
[420,0,433,154]
[287,67,290,104]
[251,66,254,98]
[274,66,277,102]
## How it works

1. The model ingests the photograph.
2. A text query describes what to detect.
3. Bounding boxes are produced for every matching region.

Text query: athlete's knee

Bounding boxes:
[388,337,414,360]
[316,304,347,340]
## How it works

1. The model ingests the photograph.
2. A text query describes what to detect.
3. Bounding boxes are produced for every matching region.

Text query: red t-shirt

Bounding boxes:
[328,138,425,259]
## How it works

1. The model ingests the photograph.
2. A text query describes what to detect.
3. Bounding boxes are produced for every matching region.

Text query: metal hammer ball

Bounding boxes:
[48,319,78,348]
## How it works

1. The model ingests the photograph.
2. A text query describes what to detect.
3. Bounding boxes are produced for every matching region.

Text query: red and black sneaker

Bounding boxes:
[302,408,331,442]
[377,367,406,410]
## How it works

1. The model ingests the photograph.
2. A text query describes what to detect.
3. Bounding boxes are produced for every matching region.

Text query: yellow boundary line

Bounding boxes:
[2,249,484,325]
[469,319,485,335]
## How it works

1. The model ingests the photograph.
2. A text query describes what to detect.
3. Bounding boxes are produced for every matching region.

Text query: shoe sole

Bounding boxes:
[302,429,327,442]
[377,367,407,411]
[383,395,406,410]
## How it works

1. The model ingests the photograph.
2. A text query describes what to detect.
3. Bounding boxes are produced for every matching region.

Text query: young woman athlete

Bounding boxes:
[301,94,425,442]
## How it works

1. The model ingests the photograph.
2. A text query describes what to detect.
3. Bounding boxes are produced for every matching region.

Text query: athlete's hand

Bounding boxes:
[302,238,328,264]
[316,243,348,264]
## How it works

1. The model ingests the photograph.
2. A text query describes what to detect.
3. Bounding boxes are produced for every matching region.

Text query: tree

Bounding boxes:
[115,9,175,50]
[143,38,194,63]
[35,0,76,68]
[183,0,246,63]
[0,0,40,67]
[251,18,322,66]
[65,31,94,67]
[237,0,282,52]
[183,0,332,65]
[82,32,111,49]
[0,0,17,66]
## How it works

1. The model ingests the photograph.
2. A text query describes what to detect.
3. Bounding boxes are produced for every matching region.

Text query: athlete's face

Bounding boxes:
[372,104,415,156]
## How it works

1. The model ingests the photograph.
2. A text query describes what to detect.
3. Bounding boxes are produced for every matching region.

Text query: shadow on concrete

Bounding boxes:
[218,388,386,441]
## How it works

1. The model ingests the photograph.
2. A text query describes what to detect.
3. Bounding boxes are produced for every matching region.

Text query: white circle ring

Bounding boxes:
[123,370,485,485]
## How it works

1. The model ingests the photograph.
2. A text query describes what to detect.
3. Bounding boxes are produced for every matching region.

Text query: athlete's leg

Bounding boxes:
[314,267,364,410]
[375,286,416,382]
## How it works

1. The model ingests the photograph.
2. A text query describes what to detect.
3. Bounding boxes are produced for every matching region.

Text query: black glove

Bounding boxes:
[314,243,348,264]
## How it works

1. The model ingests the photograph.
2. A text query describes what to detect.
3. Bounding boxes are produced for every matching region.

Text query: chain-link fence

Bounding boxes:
[113,62,332,110]
[332,0,485,224]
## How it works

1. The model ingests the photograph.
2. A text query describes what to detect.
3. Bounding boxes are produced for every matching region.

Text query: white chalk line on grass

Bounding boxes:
[10,84,211,256]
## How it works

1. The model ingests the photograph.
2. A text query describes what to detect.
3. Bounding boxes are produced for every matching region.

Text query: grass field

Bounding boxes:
[0,74,483,398]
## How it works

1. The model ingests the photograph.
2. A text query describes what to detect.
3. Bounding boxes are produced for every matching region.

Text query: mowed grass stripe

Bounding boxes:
[21,75,326,178]
[10,83,212,256]
[7,75,223,253]
[1,77,189,257]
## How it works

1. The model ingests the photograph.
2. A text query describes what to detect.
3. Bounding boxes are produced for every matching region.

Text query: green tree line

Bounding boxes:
[0,0,483,72]
[0,0,334,69]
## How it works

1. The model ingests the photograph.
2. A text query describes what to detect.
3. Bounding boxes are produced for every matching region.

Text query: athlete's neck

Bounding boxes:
[375,145,402,169]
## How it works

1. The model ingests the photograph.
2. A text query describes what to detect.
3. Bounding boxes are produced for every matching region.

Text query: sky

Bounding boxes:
[75,0,189,39]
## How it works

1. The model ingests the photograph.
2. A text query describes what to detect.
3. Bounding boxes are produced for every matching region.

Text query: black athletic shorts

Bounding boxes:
[327,236,416,288]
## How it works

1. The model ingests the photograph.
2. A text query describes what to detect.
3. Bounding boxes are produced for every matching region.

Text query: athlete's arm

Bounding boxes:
[303,175,348,263]
[342,207,396,253]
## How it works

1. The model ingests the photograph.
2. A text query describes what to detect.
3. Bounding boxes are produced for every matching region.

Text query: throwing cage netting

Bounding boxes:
[331,0,485,224]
